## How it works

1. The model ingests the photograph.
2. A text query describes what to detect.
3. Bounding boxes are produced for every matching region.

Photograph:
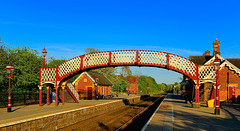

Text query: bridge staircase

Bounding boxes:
[199,87,205,103]
[66,83,80,103]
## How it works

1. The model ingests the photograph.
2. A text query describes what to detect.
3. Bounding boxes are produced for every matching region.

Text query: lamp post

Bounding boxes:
[6,61,14,112]
[128,82,129,96]
[95,77,99,100]
[116,80,118,97]
[214,54,220,115]
[42,47,47,68]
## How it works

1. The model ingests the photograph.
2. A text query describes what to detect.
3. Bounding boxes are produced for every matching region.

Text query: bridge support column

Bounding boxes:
[192,84,200,108]
[55,86,58,106]
[39,86,42,107]
[61,83,65,105]
[47,86,50,105]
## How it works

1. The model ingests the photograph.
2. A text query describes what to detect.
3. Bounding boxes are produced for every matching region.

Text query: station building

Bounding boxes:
[183,39,240,103]
[125,77,139,94]
[72,71,113,99]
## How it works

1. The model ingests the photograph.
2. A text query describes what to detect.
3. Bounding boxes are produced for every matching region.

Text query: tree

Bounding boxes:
[0,39,10,91]
[0,41,43,92]
[8,46,43,91]
[120,66,132,77]
[46,56,66,68]
[133,70,142,77]
[84,48,100,54]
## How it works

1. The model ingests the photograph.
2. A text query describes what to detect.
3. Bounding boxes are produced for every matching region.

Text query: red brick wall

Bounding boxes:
[219,66,240,101]
[75,74,94,91]
[75,74,112,97]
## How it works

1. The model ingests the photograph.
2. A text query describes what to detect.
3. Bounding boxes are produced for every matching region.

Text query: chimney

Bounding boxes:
[213,38,220,55]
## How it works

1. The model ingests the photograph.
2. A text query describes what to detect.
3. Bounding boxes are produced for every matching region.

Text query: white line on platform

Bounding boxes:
[141,95,167,131]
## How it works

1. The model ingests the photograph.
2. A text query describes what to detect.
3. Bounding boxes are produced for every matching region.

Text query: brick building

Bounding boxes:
[72,71,113,99]
[185,39,240,103]
[125,77,138,94]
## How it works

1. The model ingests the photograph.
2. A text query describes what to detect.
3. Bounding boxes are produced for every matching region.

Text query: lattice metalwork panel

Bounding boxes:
[169,54,197,77]
[111,50,136,64]
[139,51,167,65]
[41,68,56,81]
[198,65,216,80]
[58,56,81,77]
[83,52,109,68]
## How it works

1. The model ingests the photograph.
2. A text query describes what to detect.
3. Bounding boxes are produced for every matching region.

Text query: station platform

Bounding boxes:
[0,94,139,126]
[144,95,240,131]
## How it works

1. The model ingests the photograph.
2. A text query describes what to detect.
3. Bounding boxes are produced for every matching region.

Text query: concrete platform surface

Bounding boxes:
[0,93,139,126]
[145,95,240,131]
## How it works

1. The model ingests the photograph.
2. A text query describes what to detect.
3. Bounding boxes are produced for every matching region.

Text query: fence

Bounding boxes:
[0,92,47,108]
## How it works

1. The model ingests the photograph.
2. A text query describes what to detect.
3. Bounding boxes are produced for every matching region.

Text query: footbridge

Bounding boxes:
[39,50,216,107]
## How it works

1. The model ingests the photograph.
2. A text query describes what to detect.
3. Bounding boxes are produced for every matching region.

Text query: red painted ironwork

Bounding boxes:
[55,86,58,106]
[62,87,64,105]
[47,87,49,105]
[39,87,42,107]
[39,50,216,106]
[166,53,170,69]
[8,73,11,111]
[109,51,112,65]
[65,84,79,103]
[136,51,139,65]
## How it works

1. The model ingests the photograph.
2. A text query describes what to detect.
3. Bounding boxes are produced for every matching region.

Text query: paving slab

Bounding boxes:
[145,95,240,131]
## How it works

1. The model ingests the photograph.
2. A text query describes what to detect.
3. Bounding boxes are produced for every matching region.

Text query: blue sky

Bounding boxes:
[1,0,240,84]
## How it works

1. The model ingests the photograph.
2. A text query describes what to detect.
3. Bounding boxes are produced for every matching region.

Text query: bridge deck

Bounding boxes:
[145,95,240,131]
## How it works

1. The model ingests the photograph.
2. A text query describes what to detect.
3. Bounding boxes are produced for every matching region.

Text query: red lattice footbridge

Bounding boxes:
[39,50,216,106]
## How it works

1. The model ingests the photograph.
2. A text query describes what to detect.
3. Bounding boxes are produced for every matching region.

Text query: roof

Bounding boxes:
[188,55,213,65]
[226,59,240,69]
[87,71,113,86]
[72,71,113,86]
[204,54,240,76]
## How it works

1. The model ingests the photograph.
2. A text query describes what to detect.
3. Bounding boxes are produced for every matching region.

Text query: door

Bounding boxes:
[87,87,92,100]
[229,86,236,103]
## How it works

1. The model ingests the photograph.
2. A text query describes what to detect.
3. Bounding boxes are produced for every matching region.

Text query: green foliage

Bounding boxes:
[0,42,43,92]
[46,56,66,68]
[111,78,128,92]
[0,40,10,91]
[84,48,100,54]
[138,75,159,94]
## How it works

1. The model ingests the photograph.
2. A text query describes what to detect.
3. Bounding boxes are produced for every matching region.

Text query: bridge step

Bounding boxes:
[66,83,80,103]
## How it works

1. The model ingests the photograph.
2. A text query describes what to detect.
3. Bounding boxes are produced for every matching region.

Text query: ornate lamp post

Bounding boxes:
[6,61,14,112]
[95,77,99,100]
[116,80,119,97]
[128,82,130,96]
[42,47,47,68]
[147,83,149,95]
[42,47,48,106]
[214,51,220,115]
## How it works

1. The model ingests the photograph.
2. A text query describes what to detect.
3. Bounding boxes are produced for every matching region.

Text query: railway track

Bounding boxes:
[58,93,166,131]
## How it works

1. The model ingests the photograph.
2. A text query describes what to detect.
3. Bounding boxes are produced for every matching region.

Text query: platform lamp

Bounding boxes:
[95,77,99,100]
[214,56,220,115]
[116,80,119,97]
[6,61,14,112]
[42,47,47,68]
